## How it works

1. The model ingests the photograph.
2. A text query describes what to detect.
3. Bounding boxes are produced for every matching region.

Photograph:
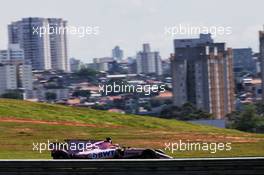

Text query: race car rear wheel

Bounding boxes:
[141,149,157,159]
[52,152,69,159]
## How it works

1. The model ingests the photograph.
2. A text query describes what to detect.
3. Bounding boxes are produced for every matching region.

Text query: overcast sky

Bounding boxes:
[0,0,263,63]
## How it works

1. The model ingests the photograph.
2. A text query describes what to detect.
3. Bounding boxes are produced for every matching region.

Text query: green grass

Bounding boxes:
[0,98,263,159]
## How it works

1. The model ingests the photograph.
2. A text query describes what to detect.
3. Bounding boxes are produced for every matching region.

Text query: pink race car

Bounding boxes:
[51,137,172,159]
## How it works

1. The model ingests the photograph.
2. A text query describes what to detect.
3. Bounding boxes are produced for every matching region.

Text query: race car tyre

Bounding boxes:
[52,152,69,159]
[140,149,157,159]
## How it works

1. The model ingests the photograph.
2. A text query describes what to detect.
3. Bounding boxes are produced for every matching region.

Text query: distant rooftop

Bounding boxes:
[174,33,213,48]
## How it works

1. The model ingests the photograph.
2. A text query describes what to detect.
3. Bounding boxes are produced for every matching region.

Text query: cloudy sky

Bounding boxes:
[0,0,263,62]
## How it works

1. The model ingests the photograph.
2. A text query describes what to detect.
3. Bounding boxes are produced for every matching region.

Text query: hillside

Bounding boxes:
[0,98,263,159]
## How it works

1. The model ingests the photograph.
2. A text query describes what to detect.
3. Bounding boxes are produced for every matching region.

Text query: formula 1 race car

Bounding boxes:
[51,137,172,159]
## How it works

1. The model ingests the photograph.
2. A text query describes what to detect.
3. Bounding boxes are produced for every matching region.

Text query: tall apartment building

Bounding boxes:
[259,30,264,102]
[70,58,82,72]
[136,43,162,75]
[48,18,69,71]
[0,65,17,94]
[171,34,235,119]
[0,44,24,62]
[8,17,69,71]
[93,57,114,72]
[0,45,33,95]
[0,64,33,94]
[233,48,256,73]
[112,46,124,61]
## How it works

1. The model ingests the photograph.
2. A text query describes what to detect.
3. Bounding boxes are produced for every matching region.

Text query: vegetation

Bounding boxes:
[73,67,98,83]
[160,103,213,120]
[255,103,264,116]
[72,90,91,98]
[0,98,263,159]
[45,92,57,101]
[108,61,128,74]
[1,90,23,99]
[226,104,264,133]
[75,67,97,78]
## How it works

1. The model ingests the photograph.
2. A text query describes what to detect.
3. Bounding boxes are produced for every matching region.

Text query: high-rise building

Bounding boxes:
[48,18,69,71]
[93,57,114,72]
[8,17,69,71]
[233,48,256,73]
[70,58,82,72]
[112,46,124,61]
[0,63,33,94]
[0,44,24,62]
[0,65,17,94]
[171,34,235,119]
[136,43,162,75]
[18,64,33,91]
[8,18,51,70]
[0,57,33,95]
[259,30,264,101]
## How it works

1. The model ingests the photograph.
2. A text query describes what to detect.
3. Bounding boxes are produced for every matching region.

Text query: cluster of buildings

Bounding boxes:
[2,16,264,121]
[8,18,69,71]
[84,43,163,76]
[0,17,69,99]
[169,31,264,118]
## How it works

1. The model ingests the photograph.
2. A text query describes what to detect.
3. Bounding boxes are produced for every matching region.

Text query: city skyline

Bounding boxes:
[0,0,263,63]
